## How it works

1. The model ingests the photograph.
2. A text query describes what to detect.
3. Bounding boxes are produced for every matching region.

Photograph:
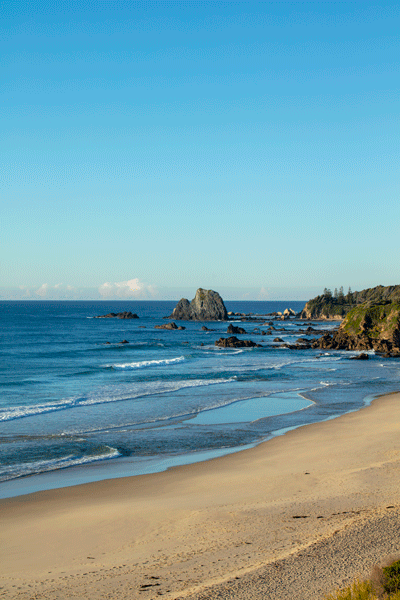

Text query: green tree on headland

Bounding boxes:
[322,287,347,305]
[300,284,400,320]
[347,287,353,304]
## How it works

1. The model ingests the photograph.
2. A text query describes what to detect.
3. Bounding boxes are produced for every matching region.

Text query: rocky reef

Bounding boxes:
[215,336,261,348]
[312,301,400,357]
[227,324,247,335]
[168,288,228,321]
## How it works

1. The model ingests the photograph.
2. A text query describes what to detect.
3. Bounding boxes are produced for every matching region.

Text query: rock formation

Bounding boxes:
[95,311,139,319]
[155,322,185,330]
[227,324,247,335]
[168,289,228,321]
[215,336,261,348]
[299,284,400,320]
[280,341,312,350]
[312,301,400,357]
[350,353,369,360]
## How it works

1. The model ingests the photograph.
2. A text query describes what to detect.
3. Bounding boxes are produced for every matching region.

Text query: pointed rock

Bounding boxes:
[169,289,228,321]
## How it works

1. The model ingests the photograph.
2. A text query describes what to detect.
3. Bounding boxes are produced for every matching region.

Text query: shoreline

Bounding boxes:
[1,388,374,501]
[2,391,400,599]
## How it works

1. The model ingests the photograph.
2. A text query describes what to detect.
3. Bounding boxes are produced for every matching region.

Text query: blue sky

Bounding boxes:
[2,1,399,300]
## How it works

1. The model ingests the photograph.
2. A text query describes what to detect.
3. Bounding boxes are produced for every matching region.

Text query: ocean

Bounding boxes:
[1,300,399,499]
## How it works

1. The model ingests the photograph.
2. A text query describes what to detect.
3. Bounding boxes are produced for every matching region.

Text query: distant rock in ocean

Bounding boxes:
[95,311,139,319]
[227,324,247,335]
[155,322,186,330]
[168,288,228,321]
[215,336,261,348]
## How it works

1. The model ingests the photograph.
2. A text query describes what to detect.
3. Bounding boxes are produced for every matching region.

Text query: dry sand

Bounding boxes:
[2,392,400,600]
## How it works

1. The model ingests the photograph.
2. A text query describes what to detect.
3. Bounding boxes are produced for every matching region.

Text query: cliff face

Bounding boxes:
[341,302,400,350]
[313,302,400,357]
[300,284,400,320]
[300,303,348,320]
[169,288,228,321]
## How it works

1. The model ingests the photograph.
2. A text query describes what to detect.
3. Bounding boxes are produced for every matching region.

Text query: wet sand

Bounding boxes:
[2,392,400,600]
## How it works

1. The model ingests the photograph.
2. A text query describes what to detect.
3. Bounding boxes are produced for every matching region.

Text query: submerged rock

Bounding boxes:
[350,353,369,360]
[169,289,228,321]
[280,342,312,350]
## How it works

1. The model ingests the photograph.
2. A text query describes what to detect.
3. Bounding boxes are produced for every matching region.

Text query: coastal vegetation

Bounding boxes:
[342,303,400,341]
[300,287,353,319]
[312,302,400,356]
[297,284,400,356]
[300,285,400,320]
[325,558,400,600]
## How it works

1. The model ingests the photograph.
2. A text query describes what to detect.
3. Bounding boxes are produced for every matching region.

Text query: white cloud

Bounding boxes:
[0,279,159,300]
[35,283,78,299]
[257,287,270,300]
[98,278,158,299]
[35,283,50,298]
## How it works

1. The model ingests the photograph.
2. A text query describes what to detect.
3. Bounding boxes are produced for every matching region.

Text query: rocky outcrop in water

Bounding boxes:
[280,338,313,350]
[95,311,139,319]
[169,289,228,321]
[215,336,261,348]
[227,324,247,335]
[155,322,185,330]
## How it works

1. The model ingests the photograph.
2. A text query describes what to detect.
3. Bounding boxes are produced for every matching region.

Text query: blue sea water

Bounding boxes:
[1,300,400,499]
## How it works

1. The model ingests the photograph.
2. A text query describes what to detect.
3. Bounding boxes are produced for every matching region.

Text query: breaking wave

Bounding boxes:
[108,356,185,369]
[0,377,236,422]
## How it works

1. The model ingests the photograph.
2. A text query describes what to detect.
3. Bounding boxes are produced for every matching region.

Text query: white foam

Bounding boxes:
[0,447,121,482]
[109,356,185,369]
[0,377,236,422]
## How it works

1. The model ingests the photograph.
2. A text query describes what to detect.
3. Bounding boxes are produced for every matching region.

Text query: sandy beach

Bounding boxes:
[2,392,400,600]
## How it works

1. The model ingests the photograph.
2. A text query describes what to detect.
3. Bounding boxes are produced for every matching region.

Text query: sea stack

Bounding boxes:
[169,288,228,321]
